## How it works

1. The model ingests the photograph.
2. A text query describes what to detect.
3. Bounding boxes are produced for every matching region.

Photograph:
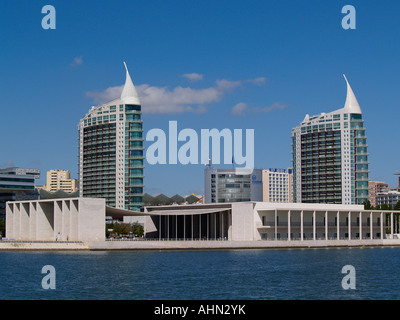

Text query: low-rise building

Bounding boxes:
[262,168,293,203]
[204,168,263,203]
[0,167,40,219]
[368,181,388,207]
[41,169,78,193]
[377,189,400,207]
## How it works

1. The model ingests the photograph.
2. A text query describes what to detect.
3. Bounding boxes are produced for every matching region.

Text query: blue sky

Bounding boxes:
[0,0,399,196]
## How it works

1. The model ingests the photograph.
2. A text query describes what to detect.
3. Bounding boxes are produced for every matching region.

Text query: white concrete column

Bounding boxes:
[313,211,316,240]
[391,212,394,239]
[207,214,209,240]
[336,211,340,240]
[274,209,277,240]
[221,212,223,239]
[214,213,217,239]
[159,215,161,240]
[359,212,362,240]
[300,210,304,241]
[381,212,384,240]
[199,214,202,240]
[325,211,328,240]
[348,211,351,240]
[370,212,373,240]
[288,210,291,241]
[167,215,169,240]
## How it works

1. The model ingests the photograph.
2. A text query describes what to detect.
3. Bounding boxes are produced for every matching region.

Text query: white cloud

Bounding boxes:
[85,78,245,114]
[246,77,267,85]
[254,103,287,113]
[182,73,204,81]
[85,85,124,105]
[232,102,287,116]
[231,102,248,116]
[71,56,83,66]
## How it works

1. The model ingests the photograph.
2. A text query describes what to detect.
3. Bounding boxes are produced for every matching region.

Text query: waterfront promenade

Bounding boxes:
[2,239,400,251]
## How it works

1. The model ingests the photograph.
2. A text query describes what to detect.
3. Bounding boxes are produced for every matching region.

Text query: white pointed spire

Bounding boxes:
[343,74,361,114]
[121,62,141,105]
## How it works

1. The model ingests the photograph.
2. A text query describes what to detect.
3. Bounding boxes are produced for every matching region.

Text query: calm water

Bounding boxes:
[0,246,399,300]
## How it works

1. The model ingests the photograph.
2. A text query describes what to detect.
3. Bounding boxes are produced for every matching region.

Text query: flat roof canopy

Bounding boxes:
[106,206,151,217]
[144,208,231,216]
[106,201,233,218]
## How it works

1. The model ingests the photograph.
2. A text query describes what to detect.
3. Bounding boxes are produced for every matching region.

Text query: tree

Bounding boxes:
[132,223,144,237]
[113,223,132,235]
[363,200,372,210]
[381,203,390,211]
[394,201,400,211]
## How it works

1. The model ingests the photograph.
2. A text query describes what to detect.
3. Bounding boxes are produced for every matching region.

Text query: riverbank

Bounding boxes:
[2,239,400,251]
[88,239,400,250]
[0,241,89,250]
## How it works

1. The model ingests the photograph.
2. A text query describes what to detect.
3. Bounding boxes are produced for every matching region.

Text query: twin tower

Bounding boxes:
[78,64,368,211]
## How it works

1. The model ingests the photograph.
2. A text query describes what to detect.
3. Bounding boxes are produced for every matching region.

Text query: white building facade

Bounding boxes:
[6,198,106,242]
[262,168,293,203]
[78,63,144,211]
[291,75,369,205]
[144,202,398,242]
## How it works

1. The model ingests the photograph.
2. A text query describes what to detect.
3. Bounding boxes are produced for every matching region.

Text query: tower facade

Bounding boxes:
[291,76,369,205]
[78,63,144,211]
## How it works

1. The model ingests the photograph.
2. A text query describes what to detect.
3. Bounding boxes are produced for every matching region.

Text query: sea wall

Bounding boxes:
[2,239,400,251]
[0,241,89,251]
[87,239,400,250]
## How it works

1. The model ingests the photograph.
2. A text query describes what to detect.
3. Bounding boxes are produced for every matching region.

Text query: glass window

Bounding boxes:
[130,178,143,185]
[130,141,143,148]
[125,105,141,112]
[130,132,142,138]
[130,169,143,175]
[130,159,143,166]
[126,114,140,120]
[130,150,143,157]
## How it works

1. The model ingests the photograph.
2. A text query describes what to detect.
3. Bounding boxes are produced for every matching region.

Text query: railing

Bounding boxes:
[106,238,228,241]
[0,240,84,243]
[261,222,383,228]
[260,236,386,241]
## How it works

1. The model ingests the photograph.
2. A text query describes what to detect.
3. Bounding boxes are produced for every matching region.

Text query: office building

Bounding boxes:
[0,167,40,218]
[262,168,293,203]
[204,168,263,203]
[291,75,369,205]
[377,189,400,207]
[204,168,294,204]
[78,63,144,211]
[368,181,388,207]
[42,169,78,193]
